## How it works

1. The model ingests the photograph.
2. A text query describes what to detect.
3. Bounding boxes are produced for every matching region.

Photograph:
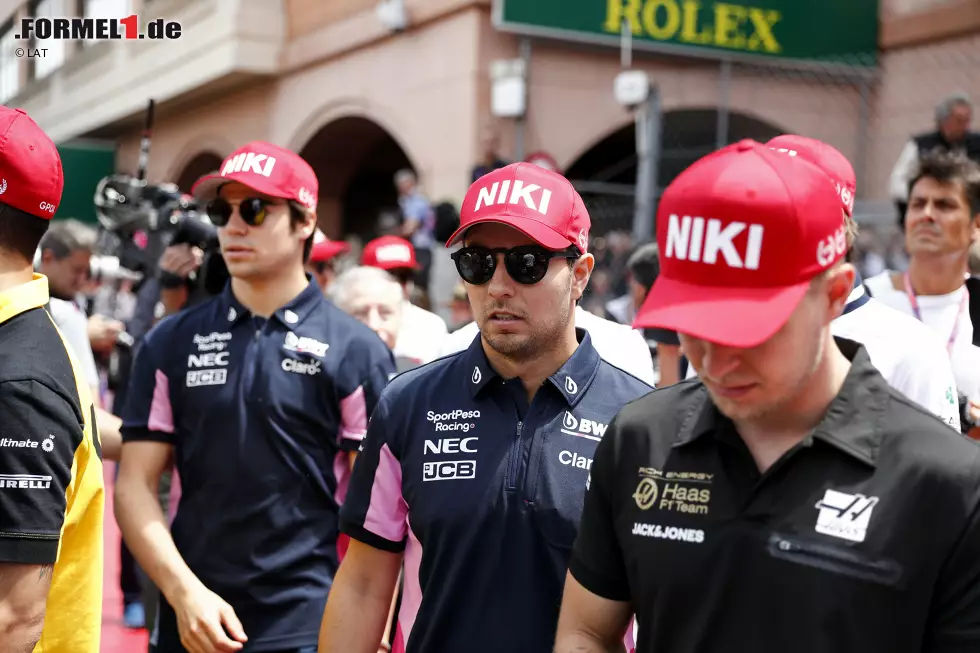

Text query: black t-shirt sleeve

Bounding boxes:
[927,482,980,651]
[119,324,176,444]
[0,380,83,565]
[568,415,632,602]
[336,335,396,453]
[339,396,408,553]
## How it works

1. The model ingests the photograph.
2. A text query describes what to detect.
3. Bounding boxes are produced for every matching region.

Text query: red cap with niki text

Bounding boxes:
[362,235,420,271]
[191,140,319,211]
[633,139,847,348]
[0,107,64,220]
[447,162,591,254]
[767,135,856,216]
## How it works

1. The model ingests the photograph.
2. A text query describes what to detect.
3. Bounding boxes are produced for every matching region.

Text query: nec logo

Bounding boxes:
[475,179,553,215]
[665,214,764,270]
[424,437,478,455]
[221,152,277,178]
[187,352,229,368]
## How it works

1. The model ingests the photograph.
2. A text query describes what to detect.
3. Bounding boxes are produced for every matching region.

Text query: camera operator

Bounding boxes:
[35,218,124,461]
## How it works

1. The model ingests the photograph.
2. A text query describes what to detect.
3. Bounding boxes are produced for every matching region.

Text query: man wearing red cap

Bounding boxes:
[116,141,395,653]
[672,135,961,429]
[361,234,448,364]
[556,140,980,653]
[0,107,104,652]
[307,229,350,295]
[320,163,652,653]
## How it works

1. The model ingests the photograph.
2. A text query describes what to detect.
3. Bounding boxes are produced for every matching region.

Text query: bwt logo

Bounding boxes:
[665,214,764,270]
[427,409,480,432]
[561,411,607,440]
[188,352,229,368]
[475,180,553,215]
[221,153,277,178]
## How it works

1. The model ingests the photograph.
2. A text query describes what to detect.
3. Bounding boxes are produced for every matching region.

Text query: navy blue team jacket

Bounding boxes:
[120,279,395,651]
[341,328,653,653]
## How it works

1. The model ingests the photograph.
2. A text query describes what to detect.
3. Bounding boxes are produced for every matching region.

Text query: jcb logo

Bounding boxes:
[475,179,553,216]
[665,214,764,270]
[221,153,277,178]
[422,460,476,481]
[187,352,229,368]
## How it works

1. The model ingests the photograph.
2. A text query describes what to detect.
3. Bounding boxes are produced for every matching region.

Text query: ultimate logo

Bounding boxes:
[633,467,713,515]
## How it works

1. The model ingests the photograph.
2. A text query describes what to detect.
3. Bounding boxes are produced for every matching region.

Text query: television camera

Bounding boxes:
[93,173,229,296]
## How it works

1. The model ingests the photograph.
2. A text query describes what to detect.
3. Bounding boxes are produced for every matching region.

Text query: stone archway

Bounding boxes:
[297,116,416,241]
[173,151,225,195]
[564,109,786,235]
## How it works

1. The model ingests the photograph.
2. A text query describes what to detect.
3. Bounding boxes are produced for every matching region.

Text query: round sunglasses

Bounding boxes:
[206,197,288,227]
[451,245,579,285]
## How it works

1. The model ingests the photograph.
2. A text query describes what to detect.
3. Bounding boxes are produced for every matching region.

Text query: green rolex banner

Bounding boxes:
[493,0,878,66]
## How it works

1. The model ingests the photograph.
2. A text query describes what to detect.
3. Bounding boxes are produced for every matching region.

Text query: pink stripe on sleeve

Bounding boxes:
[362,443,407,542]
[148,369,174,433]
[394,520,423,652]
[339,385,368,442]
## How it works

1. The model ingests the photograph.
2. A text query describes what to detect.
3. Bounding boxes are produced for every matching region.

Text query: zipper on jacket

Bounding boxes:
[506,420,523,490]
[767,533,903,587]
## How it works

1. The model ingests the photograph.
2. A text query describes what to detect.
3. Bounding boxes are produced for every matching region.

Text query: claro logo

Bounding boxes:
[427,409,481,432]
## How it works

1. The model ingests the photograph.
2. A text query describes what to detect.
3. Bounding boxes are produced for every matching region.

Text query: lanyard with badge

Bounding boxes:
[903,271,969,355]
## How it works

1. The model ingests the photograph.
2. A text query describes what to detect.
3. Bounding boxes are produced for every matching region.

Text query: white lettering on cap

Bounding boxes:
[816,224,847,267]
[221,153,277,178]
[665,214,764,270]
[475,180,553,216]
[375,243,411,263]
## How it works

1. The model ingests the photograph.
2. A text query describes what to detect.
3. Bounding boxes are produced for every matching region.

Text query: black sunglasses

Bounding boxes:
[451,245,579,285]
[206,197,287,227]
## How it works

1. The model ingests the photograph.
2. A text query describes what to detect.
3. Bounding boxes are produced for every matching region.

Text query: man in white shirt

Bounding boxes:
[361,235,449,364]
[441,304,656,387]
[867,149,980,435]
[670,135,961,430]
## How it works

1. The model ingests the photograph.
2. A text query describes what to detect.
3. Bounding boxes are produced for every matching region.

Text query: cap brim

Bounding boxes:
[309,242,351,263]
[446,215,574,251]
[190,171,291,203]
[633,277,811,348]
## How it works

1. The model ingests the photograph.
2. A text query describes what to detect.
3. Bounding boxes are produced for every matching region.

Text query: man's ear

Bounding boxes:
[827,263,856,320]
[299,211,317,240]
[571,253,595,302]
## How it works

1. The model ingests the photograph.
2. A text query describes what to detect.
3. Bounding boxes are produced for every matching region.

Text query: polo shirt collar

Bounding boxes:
[841,270,870,316]
[465,328,602,407]
[0,274,49,325]
[674,337,887,466]
[219,275,323,328]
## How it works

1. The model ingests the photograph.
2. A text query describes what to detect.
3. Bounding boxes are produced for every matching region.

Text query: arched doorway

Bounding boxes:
[298,116,415,241]
[174,152,224,195]
[564,109,785,236]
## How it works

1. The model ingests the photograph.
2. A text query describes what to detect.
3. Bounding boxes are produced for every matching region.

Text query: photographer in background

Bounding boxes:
[36,218,123,461]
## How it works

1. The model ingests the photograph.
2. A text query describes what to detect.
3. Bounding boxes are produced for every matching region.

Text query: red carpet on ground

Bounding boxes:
[102,461,151,653]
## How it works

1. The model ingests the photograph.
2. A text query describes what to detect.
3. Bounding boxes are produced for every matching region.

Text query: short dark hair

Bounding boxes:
[39,219,98,260]
[0,203,50,263]
[626,242,661,293]
[909,150,980,216]
[288,202,315,262]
